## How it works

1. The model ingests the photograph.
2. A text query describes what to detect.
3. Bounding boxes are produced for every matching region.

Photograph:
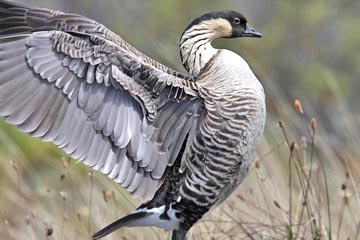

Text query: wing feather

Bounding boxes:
[71,121,92,159]
[116,155,132,184]
[18,87,58,133]
[31,89,63,138]
[101,148,118,174]
[0,2,204,200]
[4,81,41,125]
[0,75,32,114]
[127,167,144,192]
[123,162,138,188]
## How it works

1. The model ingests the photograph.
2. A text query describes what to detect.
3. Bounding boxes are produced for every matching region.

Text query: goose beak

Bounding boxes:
[243,24,262,38]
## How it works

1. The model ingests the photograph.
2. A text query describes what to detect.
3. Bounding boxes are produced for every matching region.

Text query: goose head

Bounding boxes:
[179,11,261,77]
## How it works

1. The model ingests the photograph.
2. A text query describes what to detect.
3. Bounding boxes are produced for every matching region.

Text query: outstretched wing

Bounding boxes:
[0,1,204,200]
[0,0,183,75]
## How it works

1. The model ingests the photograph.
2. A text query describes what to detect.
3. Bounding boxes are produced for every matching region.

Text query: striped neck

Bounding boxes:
[180,19,232,77]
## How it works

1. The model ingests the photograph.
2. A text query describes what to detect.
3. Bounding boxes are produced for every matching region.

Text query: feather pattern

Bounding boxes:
[0,2,203,201]
[0,3,266,240]
[179,49,266,208]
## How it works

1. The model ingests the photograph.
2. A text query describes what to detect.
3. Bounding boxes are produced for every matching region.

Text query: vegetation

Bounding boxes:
[0,0,359,239]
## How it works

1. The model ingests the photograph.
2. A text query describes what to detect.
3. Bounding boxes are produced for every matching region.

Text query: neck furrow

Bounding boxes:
[180,28,218,77]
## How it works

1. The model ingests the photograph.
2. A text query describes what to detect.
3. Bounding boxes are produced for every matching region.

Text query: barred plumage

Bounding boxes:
[0,2,265,240]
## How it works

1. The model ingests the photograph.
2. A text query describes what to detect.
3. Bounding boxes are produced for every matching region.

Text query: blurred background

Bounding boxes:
[0,0,359,239]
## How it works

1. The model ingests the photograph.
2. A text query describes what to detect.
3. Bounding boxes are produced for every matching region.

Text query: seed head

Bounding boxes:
[103,190,114,203]
[46,227,53,236]
[311,118,317,130]
[61,157,69,169]
[343,194,350,205]
[237,194,246,201]
[273,200,281,209]
[293,143,299,152]
[60,191,68,200]
[255,159,260,169]
[290,142,295,152]
[294,99,304,115]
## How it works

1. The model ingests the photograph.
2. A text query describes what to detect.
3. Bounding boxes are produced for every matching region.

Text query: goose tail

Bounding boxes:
[92,205,181,239]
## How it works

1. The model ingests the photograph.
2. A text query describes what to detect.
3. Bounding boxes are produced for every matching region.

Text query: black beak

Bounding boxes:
[243,24,262,38]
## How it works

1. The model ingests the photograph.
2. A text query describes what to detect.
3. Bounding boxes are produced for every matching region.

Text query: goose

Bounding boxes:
[0,1,266,239]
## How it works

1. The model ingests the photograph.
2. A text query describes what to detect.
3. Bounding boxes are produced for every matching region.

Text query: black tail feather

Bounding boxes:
[172,229,188,240]
[92,211,147,240]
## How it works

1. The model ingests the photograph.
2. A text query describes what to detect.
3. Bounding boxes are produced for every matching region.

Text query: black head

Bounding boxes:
[224,10,262,38]
[183,10,262,39]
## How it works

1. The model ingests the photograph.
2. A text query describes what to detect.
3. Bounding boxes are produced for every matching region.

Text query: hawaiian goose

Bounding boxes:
[0,1,266,239]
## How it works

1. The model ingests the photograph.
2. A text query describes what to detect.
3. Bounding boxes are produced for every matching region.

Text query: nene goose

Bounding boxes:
[0,1,266,239]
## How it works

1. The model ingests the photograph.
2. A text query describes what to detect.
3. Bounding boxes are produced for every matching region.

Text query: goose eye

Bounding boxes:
[233,17,241,25]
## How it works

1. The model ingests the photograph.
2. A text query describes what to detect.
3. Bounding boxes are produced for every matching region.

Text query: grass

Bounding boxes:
[0,92,359,239]
[1,0,359,239]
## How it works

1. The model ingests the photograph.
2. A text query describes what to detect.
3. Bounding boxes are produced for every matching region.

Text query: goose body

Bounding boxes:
[0,1,265,239]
